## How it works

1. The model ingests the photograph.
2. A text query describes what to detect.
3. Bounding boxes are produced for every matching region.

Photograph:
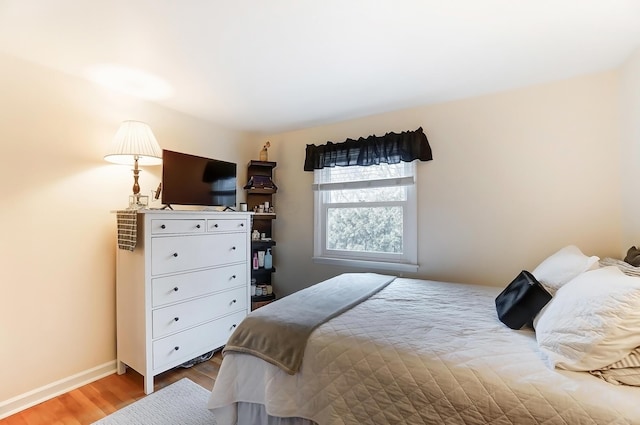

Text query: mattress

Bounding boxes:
[208,277,640,424]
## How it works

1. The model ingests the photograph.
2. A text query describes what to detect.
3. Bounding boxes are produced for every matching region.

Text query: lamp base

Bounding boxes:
[129,194,149,209]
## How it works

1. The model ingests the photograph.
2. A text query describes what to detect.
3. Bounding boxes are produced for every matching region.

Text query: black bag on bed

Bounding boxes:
[495,270,552,330]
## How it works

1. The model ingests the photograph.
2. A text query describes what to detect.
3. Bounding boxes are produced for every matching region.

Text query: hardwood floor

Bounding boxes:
[1,351,224,425]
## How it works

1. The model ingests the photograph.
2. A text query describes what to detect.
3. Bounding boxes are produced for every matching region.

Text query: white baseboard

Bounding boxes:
[0,361,116,420]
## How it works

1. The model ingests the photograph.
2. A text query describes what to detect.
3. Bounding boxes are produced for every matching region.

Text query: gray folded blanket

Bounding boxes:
[624,246,640,267]
[223,272,396,374]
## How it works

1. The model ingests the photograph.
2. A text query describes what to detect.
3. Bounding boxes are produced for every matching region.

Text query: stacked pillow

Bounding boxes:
[535,266,640,371]
[531,246,640,376]
[593,257,640,385]
[531,245,599,295]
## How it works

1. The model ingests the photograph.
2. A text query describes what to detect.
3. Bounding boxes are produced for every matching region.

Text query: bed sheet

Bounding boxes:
[208,278,640,424]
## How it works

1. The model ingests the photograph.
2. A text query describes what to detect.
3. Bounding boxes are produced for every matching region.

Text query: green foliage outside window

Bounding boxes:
[327,206,403,254]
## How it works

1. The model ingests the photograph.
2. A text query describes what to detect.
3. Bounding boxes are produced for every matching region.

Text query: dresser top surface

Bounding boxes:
[114,209,252,217]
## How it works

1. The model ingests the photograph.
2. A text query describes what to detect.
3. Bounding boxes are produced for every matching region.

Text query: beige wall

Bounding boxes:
[620,47,640,249]
[265,71,622,297]
[0,53,249,407]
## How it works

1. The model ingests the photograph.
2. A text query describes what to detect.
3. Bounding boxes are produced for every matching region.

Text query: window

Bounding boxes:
[313,161,418,272]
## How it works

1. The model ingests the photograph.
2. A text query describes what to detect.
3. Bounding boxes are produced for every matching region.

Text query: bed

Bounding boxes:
[207,252,640,424]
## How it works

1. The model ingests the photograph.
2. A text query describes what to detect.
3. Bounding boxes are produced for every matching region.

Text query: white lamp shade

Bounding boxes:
[104,120,162,166]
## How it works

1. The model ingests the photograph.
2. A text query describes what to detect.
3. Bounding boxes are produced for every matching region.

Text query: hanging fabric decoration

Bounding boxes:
[303,127,432,171]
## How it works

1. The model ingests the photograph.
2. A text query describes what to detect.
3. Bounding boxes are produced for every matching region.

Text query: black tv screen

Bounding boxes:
[161,150,237,208]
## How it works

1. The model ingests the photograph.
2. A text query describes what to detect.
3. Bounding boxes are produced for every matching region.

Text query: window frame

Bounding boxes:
[312,161,418,272]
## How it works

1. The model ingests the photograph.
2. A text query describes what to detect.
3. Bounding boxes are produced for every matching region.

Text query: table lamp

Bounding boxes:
[105,120,162,208]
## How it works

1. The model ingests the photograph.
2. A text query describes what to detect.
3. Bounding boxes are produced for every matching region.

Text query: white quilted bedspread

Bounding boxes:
[208,278,640,424]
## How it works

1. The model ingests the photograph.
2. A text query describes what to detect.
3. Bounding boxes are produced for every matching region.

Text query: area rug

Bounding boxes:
[92,378,216,424]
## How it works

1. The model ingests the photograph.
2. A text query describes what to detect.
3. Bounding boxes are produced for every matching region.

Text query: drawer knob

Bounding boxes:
[231,324,237,330]
[214,223,219,228]
[160,224,166,229]
[172,252,178,257]
[231,246,236,250]
[174,346,180,351]
[231,275,236,279]
[174,317,179,322]
[231,299,237,304]
[196,224,201,229]
[240,223,244,227]
[173,287,179,292]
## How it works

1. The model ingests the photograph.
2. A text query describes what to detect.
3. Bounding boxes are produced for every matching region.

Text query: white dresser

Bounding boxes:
[115,210,251,394]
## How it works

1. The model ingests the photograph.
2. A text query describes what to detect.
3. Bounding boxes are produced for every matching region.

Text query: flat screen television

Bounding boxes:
[161,149,237,208]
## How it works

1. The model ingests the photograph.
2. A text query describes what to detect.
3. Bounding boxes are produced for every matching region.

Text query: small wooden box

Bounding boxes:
[251,299,275,310]
[251,293,276,311]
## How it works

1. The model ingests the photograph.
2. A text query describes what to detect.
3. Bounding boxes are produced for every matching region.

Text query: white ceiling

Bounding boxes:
[1,1,639,134]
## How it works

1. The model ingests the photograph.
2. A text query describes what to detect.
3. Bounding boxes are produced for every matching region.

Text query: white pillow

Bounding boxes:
[535,266,640,371]
[532,245,599,295]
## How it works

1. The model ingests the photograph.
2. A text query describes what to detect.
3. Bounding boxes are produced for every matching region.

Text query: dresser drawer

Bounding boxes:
[152,310,246,370]
[151,233,247,275]
[208,219,247,233]
[152,286,247,338]
[151,219,206,235]
[151,263,246,307]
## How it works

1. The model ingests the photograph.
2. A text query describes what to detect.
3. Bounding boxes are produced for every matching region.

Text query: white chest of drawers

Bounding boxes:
[115,210,251,394]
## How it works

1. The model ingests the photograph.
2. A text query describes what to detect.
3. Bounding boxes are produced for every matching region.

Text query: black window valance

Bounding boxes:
[304,127,432,171]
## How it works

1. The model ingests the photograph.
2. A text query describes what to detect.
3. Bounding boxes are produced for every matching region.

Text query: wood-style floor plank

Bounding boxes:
[0,351,223,425]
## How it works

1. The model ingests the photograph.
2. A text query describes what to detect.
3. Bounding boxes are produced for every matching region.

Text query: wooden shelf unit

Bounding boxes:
[246,160,277,310]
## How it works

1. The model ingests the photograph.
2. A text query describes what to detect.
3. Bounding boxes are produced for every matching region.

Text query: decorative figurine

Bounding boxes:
[259,141,271,161]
